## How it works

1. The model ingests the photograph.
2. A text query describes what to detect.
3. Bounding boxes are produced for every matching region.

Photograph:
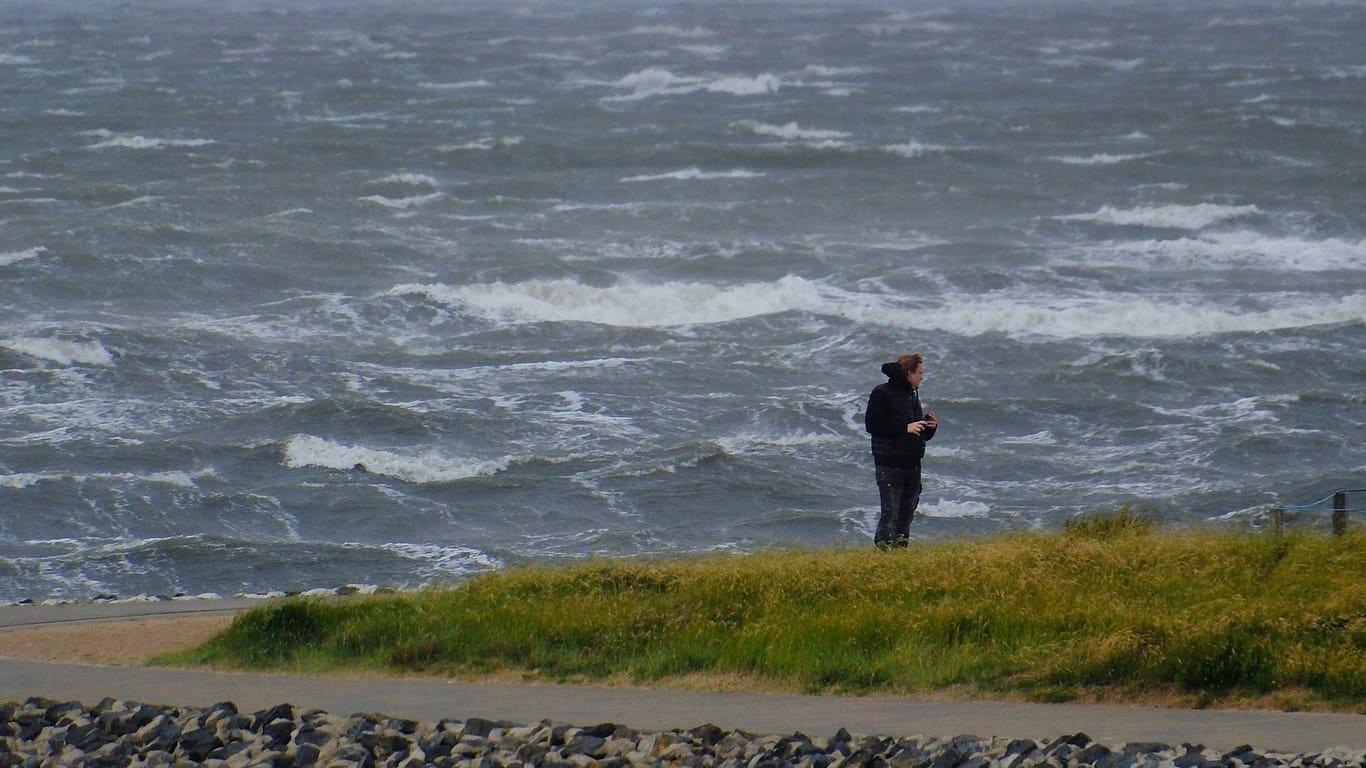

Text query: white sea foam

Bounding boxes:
[621,168,763,182]
[0,54,36,65]
[678,44,728,58]
[630,25,711,38]
[1324,65,1366,80]
[914,293,1366,339]
[740,121,850,141]
[706,74,781,95]
[1047,152,1151,165]
[435,136,523,152]
[1155,394,1290,426]
[1056,203,1261,229]
[105,195,158,209]
[803,65,870,77]
[1000,430,1058,446]
[0,473,52,490]
[1092,231,1366,271]
[391,275,860,328]
[384,275,1362,339]
[3,337,114,366]
[373,173,438,187]
[418,79,492,90]
[283,434,510,484]
[376,542,503,573]
[0,469,213,489]
[84,133,215,150]
[0,246,44,266]
[1,197,59,206]
[143,470,216,488]
[606,68,779,100]
[360,192,443,209]
[717,431,845,457]
[883,141,948,158]
[922,500,993,518]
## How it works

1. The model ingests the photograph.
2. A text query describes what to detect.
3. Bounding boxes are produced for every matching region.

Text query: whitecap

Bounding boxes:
[0,197,59,206]
[418,79,492,90]
[909,293,1366,339]
[0,246,44,266]
[104,195,158,209]
[0,472,54,490]
[1090,231,1366,271]
[608,67,700,99]
[1323,65,1366,80]
[922,500,993,518]
[630,25,711,38]
[373,173,438,187]
[678,45,728,58]
[390,274,850,328]
[705,73,780,95]
[435,136,522,151]
[142,471,205,488]
[283,434,510,484]
[802,65,871,77]
[606,68,779,100]
[376,542,503,573]
[0,468,210,489]
[717,431,845,456]
[620,168,763,182]
[1056,203,1261,229]
[740,121,850,141]
[85,135,215,150]
[3,337,114,366]
[359,192,443,209]
[1000,431,1058,446]
[883,141,949,158]
[1047,152,1151,165]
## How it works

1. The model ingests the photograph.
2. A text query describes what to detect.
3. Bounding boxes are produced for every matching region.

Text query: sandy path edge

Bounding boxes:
[0,615,233,666]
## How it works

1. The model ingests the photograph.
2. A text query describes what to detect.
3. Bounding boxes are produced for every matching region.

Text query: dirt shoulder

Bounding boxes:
[0,615,231,666]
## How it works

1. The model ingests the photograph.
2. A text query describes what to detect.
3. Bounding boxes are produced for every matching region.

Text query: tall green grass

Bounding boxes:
[161,526,1366,711]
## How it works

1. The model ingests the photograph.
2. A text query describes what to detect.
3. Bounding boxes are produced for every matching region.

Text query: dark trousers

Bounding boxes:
[874,465,921,544]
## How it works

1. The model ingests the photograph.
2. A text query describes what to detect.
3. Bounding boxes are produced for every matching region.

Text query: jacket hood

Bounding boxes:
[881,361,909,387]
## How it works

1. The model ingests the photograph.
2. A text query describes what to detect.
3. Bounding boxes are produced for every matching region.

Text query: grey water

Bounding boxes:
[2,0,1363,603]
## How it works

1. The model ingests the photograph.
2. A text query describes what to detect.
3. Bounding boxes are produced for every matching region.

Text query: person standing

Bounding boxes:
[864,353,937,548]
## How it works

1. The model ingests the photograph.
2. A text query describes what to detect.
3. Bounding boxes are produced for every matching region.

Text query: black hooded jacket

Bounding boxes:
[865,361,936,469]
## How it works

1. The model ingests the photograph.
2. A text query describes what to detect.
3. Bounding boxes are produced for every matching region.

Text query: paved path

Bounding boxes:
[2,601,1363,754]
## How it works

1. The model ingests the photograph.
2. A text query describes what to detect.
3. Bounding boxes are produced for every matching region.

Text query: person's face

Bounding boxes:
[908,364,923,389]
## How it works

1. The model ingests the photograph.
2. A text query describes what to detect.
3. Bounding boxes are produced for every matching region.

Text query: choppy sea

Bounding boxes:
[2,0,1363,604]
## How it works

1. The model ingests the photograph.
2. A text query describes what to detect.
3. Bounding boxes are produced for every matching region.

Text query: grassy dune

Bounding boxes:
[160,516,1366,713]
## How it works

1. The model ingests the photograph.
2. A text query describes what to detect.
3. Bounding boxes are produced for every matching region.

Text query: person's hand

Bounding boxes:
[925,411,937,428]
[906,421,924,435]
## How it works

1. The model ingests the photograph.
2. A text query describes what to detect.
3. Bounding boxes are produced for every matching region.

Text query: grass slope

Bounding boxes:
[160,520,1366,713]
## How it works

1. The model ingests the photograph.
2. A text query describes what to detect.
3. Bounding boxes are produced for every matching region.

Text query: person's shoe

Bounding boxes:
[875,539,891,551]
[893,535,910,549]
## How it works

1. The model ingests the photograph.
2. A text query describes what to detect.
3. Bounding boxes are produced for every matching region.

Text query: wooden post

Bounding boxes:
[1333,491,1348,536]
[1269,507,1284,536]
